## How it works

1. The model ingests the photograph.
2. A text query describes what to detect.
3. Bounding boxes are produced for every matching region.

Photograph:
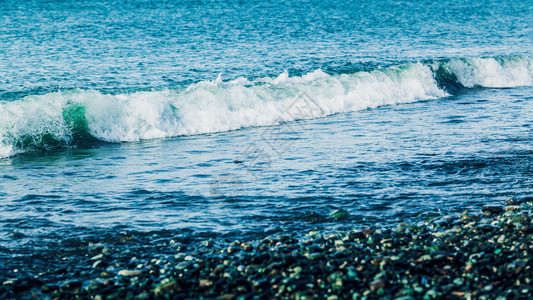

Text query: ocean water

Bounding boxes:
[0,0,532,250]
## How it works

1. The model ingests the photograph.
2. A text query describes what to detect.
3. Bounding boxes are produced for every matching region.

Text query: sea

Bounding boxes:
[0,0,531,254]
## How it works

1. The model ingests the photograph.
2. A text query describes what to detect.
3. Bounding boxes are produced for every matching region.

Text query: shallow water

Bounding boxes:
[1,85,531,249]
[0,0,532,251]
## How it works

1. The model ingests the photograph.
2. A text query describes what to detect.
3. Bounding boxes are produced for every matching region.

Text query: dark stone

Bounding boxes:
[481,205,503,214]
[476,224,500,232]
[329,209,350,220]
[12,284,30,293]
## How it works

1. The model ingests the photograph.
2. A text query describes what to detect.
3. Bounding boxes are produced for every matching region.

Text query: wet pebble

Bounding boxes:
[118,269,143,276]
[482,205,504,214]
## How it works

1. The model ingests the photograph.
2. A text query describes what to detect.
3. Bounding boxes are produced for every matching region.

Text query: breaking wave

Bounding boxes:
[0,56,531,158]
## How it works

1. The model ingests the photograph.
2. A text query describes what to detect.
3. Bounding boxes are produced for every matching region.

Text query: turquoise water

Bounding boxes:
[0,0,532,249]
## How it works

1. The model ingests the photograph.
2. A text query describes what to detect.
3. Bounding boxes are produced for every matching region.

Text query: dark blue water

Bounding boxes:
[0,0,532,249]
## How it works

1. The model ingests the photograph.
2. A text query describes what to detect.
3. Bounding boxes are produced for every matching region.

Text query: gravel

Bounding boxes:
[2,197,532,299]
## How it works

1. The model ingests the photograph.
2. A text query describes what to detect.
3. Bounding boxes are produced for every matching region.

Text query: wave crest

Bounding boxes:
[1,55,531,158]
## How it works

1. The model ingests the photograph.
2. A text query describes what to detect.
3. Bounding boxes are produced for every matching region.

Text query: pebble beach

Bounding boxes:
[2,197,532,299]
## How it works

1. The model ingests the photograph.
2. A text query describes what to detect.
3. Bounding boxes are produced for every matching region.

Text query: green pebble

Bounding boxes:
[329,209,350,220]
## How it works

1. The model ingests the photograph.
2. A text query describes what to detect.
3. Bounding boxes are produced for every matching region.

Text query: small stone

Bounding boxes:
[91,254,104,260]
[199,279,213,288]
[134,293,151,300]
[361,229,375,236]
[297,294,316,300]
[482,205,503,214]
[154,280,180,296]
[347,231,366,240]
[451,291,465,297]
[244,265,259,274]
[497,235,506,243]
[417,254,432,261]
[227,246,240,253]
[343,266,357,279]
[3,279,15,285]
[505,206,519,212]
[87,283,102,292]
[242,244,254,252]
[369,279,385,291]
[476,224,499,232]
[329,209,350,220]
[482,211,493,218]
[453,278,464,285]
[504,198,518,206]
[118,269,143,276]
[424,289,439,298]
[380,239,393,247]
[307,253,324,260]
[92,260,105,268]
[100,271,114,278]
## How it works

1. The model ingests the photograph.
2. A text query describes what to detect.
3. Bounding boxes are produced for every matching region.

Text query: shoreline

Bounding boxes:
[2,197,532,299]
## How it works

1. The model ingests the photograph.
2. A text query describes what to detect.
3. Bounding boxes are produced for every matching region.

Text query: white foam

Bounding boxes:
[442,56,533,88]
[1,56,531,158]
[0,93,72,156]
[0,145,14,159]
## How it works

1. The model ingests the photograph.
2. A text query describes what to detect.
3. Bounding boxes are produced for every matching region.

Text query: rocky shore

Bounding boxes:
[2,197,532,299]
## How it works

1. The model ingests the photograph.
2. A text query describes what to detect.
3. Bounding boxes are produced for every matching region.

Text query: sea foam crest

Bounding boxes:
[436,56,533,88]
[0,56,531,158]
